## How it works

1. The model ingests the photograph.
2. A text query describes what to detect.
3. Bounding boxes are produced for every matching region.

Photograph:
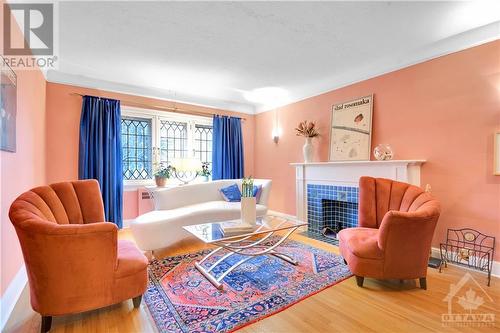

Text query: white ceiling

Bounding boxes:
[47,1,500,113]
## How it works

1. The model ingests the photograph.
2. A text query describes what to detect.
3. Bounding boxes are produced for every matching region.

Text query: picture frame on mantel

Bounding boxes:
[494,132,500,176]
[329,94,373,161]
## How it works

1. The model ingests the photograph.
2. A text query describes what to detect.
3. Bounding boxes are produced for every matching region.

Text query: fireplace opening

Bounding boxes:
[321,199,358,239]
[304,184,359,245]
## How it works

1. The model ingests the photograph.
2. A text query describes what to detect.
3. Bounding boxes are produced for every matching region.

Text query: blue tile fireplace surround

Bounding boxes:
[302,184,359,245]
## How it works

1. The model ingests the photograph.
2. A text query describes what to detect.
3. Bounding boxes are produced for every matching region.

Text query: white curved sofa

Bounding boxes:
[130,179,272,251]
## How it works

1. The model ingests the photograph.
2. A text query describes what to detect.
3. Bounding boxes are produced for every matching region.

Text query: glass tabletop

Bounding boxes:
[183,215,307,244]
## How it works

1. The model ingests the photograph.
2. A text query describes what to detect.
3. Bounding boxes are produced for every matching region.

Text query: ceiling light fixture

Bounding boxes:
[243,87,290,109]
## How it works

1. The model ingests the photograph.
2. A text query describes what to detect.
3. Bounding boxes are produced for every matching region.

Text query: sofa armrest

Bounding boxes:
[256,179,272,206]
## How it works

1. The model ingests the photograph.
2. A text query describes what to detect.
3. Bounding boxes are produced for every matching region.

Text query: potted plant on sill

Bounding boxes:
[295,120,319,163]
[154,163,173,187]
[198,162,211,182]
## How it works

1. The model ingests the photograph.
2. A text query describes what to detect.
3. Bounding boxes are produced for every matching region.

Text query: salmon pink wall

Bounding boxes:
[123,190,139,220]
[45,83,255,219]
[254,41,500,260]
[1,3,47,295]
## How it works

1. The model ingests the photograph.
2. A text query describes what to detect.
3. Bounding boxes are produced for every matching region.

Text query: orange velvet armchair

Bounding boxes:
[9,180,148,332]
[338,177,440,289]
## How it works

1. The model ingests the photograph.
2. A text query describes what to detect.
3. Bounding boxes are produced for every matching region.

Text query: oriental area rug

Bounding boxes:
[145,239,352,332]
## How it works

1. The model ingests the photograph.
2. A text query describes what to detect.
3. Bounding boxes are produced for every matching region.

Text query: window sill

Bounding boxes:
[124,177,211,191]
[124,183,155,191]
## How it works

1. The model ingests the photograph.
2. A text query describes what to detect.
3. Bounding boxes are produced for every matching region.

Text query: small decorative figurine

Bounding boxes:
[373,144,394,161]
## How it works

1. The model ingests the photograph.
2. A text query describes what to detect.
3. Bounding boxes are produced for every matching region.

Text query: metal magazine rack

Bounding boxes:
[439,228,495,286]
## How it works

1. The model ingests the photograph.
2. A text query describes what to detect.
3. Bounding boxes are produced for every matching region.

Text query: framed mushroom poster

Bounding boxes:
[329,95,373,161]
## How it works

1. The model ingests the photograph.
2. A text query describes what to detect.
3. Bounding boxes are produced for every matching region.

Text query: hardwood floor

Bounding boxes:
[7,229,499,333]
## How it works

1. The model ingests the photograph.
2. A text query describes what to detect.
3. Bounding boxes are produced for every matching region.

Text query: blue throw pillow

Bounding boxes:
[219,184,242,202]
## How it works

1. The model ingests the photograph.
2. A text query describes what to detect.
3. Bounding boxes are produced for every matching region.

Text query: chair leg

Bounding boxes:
[132,295,142,308]
[40,316,52,333]
[419,277,427,290]
[355,275,364,287]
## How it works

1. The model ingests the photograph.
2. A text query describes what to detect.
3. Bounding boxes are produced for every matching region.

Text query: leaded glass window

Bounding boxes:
[159,120,188,165]
[194,124,213,167]
[121,109,213,184]
[121,116,153,180]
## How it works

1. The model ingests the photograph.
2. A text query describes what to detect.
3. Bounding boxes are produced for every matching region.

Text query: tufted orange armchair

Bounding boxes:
[9,180,148,332]
[338,177,440,289]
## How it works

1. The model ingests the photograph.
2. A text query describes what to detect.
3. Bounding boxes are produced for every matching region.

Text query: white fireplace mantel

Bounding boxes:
[291,160,426,221]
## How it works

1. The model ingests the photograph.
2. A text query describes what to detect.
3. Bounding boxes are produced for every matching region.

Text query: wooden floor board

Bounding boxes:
[6,229,499,333]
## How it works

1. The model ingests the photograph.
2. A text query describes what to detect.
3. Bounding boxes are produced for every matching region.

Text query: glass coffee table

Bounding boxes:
[183,215,307,289]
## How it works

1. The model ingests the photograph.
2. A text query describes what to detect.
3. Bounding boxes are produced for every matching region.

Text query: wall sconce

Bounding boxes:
[272,128,281,143]
[272,108,281,144]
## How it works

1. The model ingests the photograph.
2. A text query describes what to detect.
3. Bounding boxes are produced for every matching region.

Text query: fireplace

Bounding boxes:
[305,184,359,244]
[291,160,424,245]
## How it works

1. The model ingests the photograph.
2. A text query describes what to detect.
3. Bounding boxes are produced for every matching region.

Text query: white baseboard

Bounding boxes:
[430,247,499,278]
[0,265,28,331]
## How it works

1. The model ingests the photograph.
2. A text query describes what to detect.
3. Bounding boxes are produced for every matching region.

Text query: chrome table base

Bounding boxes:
[195,224,301,290]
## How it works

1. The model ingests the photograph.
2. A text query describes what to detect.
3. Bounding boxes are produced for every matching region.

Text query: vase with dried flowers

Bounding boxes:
[295,120,319,163]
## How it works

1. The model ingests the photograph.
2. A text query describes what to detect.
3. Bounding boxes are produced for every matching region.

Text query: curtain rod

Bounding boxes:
[69,93,246,121]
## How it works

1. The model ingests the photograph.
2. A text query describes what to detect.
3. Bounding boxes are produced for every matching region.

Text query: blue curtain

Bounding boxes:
[79,96,123,228]
[212,115,244,180]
